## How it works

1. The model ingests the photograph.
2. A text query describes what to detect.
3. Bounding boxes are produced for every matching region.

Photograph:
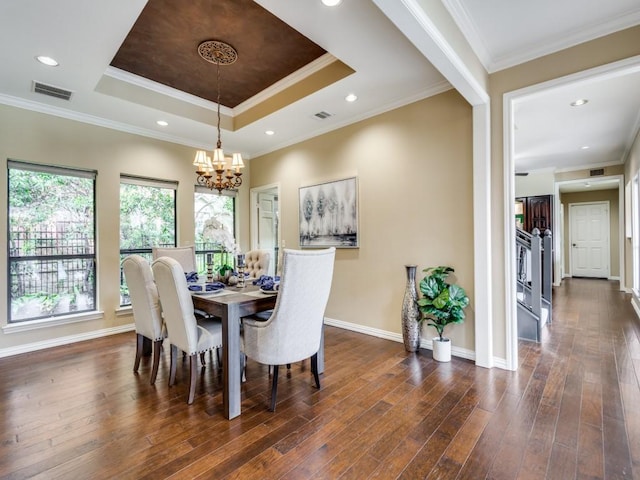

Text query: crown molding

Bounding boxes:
[489,10,640,72]
[0,93,209,150]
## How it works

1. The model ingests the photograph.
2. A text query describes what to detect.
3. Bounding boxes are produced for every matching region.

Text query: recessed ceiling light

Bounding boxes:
[36,56,59,67]
[265,130,275,136]
[581,145,590,150]
[322,0,342,6]
[585,182,591,187]
[570,99,588,107]
[345,93,358,102]
[156,120,168,127]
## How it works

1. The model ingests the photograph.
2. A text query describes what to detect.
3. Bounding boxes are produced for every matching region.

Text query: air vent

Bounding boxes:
[33,81,73,101]
[313,111,333,120]
[589,168,605,177]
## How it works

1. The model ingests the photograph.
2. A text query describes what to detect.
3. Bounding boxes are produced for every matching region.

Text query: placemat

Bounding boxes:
[192,290,235,299]
[243,290,277,298]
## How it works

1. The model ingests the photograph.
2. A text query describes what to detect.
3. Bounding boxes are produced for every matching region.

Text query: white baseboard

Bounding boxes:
[324,317,476,363]
[608,276,620,281]
[0,323,135,358]
[631,296,640,321]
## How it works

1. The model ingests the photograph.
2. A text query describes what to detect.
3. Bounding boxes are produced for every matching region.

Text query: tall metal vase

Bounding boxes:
[401,264,421,352]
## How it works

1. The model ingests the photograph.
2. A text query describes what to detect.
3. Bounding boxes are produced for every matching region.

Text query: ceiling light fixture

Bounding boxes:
[345,93,358,102]
[581,145,590,150]
[156,120,168,127]
[36,55,59,67]
[570,99,588,107]
[193,40,244,194]
[321,0,342,6]
[265,130,275,136]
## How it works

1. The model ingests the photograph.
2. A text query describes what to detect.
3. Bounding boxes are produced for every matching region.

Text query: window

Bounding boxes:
[194,187,236,273]
[119,176,177,305]
[8,161,96,322]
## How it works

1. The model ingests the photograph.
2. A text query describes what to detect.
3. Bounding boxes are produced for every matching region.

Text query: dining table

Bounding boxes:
[191,283,325,419]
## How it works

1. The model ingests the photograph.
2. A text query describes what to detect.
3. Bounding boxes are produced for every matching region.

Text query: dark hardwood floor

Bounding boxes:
[1,277,639,479]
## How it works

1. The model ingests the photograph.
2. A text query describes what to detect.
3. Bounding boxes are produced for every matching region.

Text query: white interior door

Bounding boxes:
[256,191,278,276]
[570,202,610,278]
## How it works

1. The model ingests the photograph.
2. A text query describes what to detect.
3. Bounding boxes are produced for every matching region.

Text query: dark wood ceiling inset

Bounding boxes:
[110,0,327,108]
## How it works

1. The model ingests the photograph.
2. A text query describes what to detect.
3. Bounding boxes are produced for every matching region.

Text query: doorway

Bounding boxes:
[250,184,280,276]
[569,202,610,278]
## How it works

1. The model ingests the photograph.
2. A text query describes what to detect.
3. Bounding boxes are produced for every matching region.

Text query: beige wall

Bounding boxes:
[250,90,476,351]
[515,172,555,197]
[0,104,251,351]
[560,189,619,277]
[488,25,640,359]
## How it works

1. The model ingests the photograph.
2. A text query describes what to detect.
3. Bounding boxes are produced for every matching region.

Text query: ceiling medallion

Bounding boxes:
[197,40,238,65]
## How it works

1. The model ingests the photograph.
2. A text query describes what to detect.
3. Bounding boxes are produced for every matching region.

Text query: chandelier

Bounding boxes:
[193,40,244,194]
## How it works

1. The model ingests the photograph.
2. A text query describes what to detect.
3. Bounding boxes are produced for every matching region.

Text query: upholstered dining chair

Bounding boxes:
[242,247,335,411]
[244,249,271,279]
[151,256,223,404]
[152,245,197,273]
[122,255,165,385]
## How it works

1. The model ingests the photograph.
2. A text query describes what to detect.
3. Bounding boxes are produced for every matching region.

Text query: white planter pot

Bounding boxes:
[432,337,451,362]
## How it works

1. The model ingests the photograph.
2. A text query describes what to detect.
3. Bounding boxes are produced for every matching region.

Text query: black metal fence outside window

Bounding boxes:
[9,221,96,322]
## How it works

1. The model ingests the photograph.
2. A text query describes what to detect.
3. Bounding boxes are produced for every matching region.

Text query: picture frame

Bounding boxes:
[299,176,359,248]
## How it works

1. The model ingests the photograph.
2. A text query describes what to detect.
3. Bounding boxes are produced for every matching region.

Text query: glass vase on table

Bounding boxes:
[236,253,246,288]
[206,253,214,283]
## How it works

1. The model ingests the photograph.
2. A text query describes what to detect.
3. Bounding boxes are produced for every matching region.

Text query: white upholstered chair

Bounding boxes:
[242,247,335,411]
[122,255,166,385]
[152,256,223,404]
[152,245,197,273]
[244,249,271,279]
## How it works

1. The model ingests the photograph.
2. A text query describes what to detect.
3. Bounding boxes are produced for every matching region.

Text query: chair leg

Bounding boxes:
[311,353,321,389]
[270,365,279,412]
[150,339,162,385]
[134,333,144,373]
[169,344,178,386]
[187,354,198,405]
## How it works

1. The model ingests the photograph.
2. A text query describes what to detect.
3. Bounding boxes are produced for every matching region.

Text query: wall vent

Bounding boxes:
[589,168,605,177]
[33,81,73,101]
[313,111,333,120]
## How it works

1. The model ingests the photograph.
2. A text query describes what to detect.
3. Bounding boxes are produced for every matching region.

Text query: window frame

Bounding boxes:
[194,186,237,274]
[119,175,177,306]
[7,160,97,323]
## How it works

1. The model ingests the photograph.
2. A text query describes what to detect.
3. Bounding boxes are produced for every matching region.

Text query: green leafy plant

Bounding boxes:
[417,266,469,341]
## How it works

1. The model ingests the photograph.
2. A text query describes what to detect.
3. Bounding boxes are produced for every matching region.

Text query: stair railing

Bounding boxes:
[515,227,553,341]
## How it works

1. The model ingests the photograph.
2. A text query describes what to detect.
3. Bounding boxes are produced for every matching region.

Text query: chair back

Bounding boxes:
[152,245,197,273]
[152,257,199,354]
[246,248,335,365]
[122,255,164,341]
[245,249,271,278]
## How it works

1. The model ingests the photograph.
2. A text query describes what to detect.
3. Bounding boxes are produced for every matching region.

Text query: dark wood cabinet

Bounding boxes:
[516,195,553,233]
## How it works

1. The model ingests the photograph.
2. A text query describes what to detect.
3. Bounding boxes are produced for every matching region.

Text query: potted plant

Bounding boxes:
[417,266,469,362]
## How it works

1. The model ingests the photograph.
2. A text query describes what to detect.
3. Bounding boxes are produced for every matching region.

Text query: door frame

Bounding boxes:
[554,176,623,285]
[567,200,611,279]
[250,182,281,259]
[503,57,637,371]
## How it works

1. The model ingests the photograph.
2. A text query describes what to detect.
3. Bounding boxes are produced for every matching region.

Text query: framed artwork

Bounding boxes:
[299,176,358,248]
